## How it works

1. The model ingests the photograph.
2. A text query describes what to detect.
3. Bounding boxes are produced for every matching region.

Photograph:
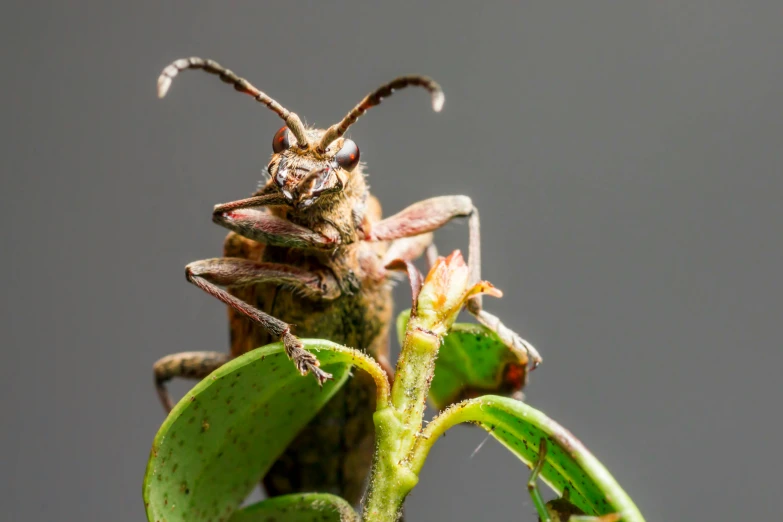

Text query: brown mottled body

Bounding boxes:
[224,187,392,501]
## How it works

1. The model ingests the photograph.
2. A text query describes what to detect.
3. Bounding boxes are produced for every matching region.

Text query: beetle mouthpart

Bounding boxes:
[272,163,302,205]
[294,166,342,209]
[274,158,290,188]
[298,197,317,209]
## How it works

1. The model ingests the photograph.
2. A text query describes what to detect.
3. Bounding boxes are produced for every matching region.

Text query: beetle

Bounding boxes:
[152,57,541,505]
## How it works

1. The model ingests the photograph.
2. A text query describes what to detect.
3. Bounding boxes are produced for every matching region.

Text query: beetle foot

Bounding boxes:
[282,331,333,385]
[466,301,542,370]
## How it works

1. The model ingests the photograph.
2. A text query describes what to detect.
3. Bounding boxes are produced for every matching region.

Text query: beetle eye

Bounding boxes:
[334,139,360,171]
[272,126,290,153]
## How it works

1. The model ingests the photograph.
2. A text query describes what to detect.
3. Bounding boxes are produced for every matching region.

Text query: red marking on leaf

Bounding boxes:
[503,363,526,389]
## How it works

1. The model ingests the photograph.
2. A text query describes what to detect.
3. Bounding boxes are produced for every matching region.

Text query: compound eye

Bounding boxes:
[272,126,290,153]
[334,139,360,171]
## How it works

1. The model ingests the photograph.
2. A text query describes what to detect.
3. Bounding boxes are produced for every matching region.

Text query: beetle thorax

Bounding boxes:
[265,158,369,248]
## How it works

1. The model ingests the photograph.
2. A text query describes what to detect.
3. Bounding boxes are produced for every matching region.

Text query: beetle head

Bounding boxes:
[267,127,361,210]
[157,57,444,210]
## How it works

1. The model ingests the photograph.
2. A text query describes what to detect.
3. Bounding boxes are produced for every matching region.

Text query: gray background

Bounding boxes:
[1,1,781,520]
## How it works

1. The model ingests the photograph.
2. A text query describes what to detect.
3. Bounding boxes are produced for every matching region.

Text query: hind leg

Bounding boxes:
[153,351,231,412]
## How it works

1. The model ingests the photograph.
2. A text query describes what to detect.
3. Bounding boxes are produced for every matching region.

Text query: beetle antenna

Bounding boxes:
[157,57,310,148]
[318,75,444,151]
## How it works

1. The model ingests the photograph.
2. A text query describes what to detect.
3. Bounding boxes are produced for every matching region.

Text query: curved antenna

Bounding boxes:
[157,57,310,148]
[318,75,444,151]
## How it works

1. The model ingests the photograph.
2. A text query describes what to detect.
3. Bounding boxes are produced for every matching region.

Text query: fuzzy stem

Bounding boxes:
[362,322,442,520]
[390,328,440,451]
[363,253,478,521]
[361,409,419,522]
[336,345,391,409]
[408,399,478,475]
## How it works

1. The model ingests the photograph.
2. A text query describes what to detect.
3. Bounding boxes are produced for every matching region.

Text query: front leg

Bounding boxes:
[367,195,478,284]
[186,258,337,383]
[154,259,339,411]
[211,193,337,249]
[213,208,337,249]
[368,195,542,367]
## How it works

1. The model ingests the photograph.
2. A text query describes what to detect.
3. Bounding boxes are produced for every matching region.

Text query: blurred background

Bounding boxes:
[1,1,781,520]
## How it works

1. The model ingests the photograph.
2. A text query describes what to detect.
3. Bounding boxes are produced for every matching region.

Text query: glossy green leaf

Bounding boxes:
[144,340,368,522]
[419,395,644,521]
[395,309,526,410]
[230,493,359,521]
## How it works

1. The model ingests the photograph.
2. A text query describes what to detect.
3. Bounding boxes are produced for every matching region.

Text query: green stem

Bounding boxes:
[361,409,419,522]
[363,253,480,521]
[390,328,440,452]
[362,320,442,521]
[408,398,476,475]
[333,344,391,409]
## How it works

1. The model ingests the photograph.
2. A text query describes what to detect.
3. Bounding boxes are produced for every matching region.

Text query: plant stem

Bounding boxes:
[408,399,479,475]
[391,328,440,450]
[362,321,442,521]
[362,409,419,522]
[363,252,485,521]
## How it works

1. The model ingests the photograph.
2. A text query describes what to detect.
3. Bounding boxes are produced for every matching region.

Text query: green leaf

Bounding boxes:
[395,309,526,410]
[417,396,645,521]
[230,493,359,521]
[143,340,367,522]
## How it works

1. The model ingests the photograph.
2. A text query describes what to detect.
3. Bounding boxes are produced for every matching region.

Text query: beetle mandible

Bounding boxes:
[152,57,542,504]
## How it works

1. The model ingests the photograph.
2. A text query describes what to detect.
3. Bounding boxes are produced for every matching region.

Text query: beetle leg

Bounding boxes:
[367,195,478,285]
[529,439,621,522]
[367,195,542,368]
[467,304,541,369]
[212,205,337,249]
[425,243,439,269]
[154,258,339,411]
[528,438,552,522]
[153,351,230,412]
[542,491,621,521]
[187,258,340,301]
[212,193,288,213]
[382,232,434,267]
[568,510,621,522]
[186,258,337,383]
[367,195,473,240]
[384,258,424,309]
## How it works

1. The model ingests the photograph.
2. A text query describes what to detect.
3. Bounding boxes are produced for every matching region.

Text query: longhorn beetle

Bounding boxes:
[152,57,542,505]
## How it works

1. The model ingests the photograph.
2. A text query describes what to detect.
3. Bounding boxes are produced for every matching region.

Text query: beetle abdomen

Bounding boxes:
[224,230,392,504]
